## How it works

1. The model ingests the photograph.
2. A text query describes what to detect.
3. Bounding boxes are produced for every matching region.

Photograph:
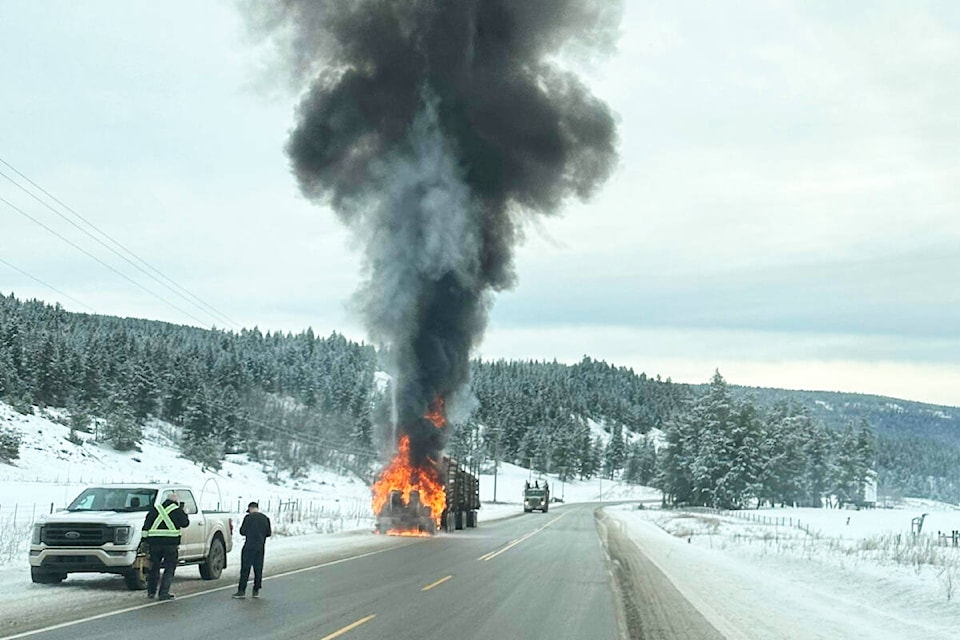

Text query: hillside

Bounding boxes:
[728,386,960,444]
[3,292,960,503]
[723,385,960,503]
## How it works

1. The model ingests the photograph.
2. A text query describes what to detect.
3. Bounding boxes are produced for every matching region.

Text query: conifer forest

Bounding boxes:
[2,293,958,506]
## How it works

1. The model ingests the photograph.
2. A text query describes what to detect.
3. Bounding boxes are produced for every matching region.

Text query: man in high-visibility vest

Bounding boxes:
[141,491,190,600]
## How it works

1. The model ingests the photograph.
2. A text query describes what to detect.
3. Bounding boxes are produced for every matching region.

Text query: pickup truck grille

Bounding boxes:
[43,523,111,547]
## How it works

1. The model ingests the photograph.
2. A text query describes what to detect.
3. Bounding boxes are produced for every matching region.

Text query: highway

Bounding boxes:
[4,505,724,640]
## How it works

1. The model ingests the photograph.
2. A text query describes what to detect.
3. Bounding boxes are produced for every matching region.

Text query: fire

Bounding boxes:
[371,434,446,533]
[424,397,446,428]
[381,528,432,537]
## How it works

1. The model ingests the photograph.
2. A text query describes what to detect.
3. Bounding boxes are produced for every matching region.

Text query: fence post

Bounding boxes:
[50,502,54,514]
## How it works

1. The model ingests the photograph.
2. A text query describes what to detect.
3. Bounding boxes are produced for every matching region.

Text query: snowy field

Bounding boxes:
[4,401,960,639]
[605,503,960,639]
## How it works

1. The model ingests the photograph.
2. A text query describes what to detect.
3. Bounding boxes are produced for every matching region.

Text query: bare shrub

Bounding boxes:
[939,565,957,601]
[0,518,31,565]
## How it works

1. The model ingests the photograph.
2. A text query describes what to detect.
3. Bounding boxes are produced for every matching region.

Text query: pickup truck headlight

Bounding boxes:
[114,526,132,545]
[32,524,43,545]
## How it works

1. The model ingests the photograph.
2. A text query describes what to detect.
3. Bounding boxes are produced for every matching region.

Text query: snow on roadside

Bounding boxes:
[606,504,960,640]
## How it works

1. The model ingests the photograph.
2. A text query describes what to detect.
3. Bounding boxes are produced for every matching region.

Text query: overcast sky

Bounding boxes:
[2,1,959,407]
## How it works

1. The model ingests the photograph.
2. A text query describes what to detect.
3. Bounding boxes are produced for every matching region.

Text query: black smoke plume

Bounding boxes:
[245,0,621,465]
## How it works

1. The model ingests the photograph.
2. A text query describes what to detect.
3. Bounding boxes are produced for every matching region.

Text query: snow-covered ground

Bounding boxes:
[605,503,960,639]
[4,400,960,639]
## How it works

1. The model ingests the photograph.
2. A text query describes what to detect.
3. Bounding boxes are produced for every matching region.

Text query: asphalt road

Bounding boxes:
[5,505,726,640]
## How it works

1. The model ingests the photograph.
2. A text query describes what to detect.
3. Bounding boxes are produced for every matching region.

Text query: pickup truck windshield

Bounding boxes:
[526,490,546,498]
[67,488,157,512]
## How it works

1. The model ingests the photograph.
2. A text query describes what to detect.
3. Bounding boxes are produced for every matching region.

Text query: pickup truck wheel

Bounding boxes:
[199,536,226,580]
[31,568,66,584]
[123,567,147,590]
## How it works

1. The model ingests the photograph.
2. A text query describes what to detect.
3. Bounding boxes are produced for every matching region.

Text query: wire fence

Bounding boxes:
[262,497,375,535]
[0,503,58,527]
[718,508,819,536]
[0,498,373,522]
[0,496,375,530]
[680,506,820,537]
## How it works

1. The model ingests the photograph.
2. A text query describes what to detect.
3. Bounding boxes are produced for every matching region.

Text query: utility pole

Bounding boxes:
[491,427,500,503]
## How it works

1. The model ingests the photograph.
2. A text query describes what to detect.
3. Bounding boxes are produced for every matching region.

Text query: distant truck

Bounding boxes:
[30,484,233,590]
[523,480,550,513]
[376,455,481,534]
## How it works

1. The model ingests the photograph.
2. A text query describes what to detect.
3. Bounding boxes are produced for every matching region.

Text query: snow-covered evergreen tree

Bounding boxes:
[0,424,21,462]
[603,423,626,479]
[101,395,141,451]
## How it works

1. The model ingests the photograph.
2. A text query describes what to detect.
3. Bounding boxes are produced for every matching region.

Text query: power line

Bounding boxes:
[0,256,98,313]
[245,415,381,459]
[0,156,241,329]
[0,195,212,327]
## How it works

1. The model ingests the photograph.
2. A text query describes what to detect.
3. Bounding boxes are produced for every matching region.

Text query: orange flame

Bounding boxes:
[371,434,446,532]
[381,528,433,537]
[425,397,446,428]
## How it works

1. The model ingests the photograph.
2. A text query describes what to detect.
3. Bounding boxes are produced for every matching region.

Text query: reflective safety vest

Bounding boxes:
[146,502,182,538]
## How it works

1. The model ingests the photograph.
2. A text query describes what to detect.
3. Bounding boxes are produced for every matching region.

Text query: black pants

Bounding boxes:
[238,545,265,592]
[147,542,179,596]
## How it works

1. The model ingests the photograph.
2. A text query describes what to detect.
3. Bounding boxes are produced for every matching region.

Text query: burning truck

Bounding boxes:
[372,435,480,536]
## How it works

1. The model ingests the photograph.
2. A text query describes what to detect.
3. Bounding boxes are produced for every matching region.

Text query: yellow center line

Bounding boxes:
[319,614,376,640]
[479,530,536,561]
[421,575,453,591]
[477,511,571,562]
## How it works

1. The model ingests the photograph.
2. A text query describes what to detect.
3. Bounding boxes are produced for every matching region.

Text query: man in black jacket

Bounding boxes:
[232,501,272,598]
[141,491,190,601]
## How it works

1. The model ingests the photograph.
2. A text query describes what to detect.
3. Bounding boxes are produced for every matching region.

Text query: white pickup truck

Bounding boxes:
[29,484,234,590]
